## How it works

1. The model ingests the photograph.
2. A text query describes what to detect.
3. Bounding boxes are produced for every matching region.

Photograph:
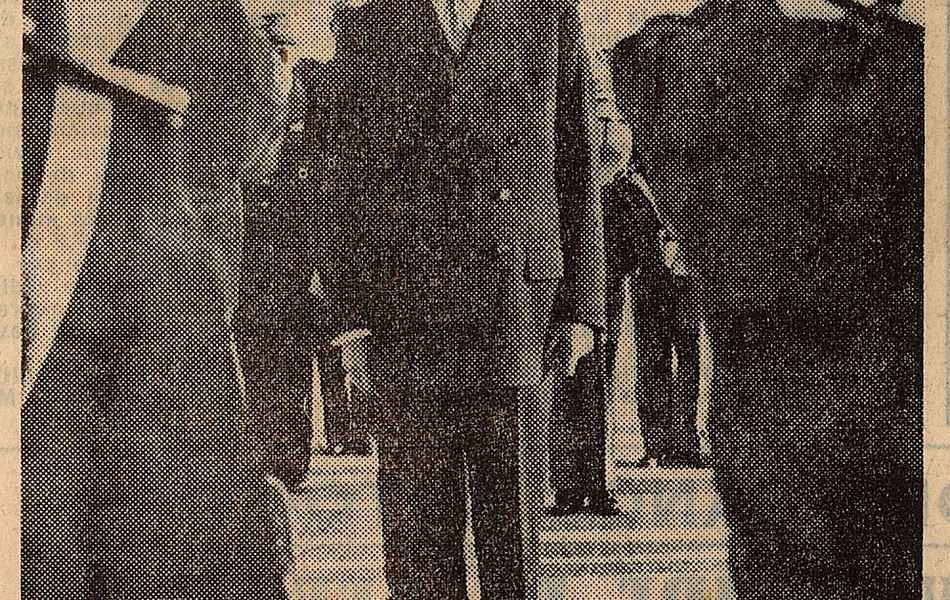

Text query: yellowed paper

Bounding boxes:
[6,1,948,598]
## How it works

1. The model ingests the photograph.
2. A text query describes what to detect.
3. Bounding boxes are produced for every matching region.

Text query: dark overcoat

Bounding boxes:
[611,1,923,596]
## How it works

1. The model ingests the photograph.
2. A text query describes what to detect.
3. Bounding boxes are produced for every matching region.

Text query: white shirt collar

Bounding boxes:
[431,0,482,53]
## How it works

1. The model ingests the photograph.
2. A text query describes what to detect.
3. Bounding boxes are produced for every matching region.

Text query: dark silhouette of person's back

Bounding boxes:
[611,1,923,597]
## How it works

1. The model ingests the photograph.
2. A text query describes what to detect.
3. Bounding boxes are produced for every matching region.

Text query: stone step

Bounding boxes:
[285,569,388,600]
[286,457,735,599]
[287,569,735,599]
[290,510,382,542]
[290,553,730,578]
[296,480,723,512]
[541,525,727,547]
[290,460,727,552]
[295,522,726,549]
[614,466,715,494]
[287,569,736,600]
[307,454,715,476]
[295,541,386,565]
[288,457,734,600]
[305,455,377,484]
[298,461,719,494]
[540,549,729,575]
[541,491,724,530]
[288,503,724,543]
[538,572,735,600]
[289,489,725,532]
[302,456,716,495]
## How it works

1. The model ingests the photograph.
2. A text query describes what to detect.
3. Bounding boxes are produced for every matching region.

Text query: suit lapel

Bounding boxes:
[413,0,456,59]
[453,0,547,102]
[412,0,492,69]
[454,0,499,88]
[452,0,489,64]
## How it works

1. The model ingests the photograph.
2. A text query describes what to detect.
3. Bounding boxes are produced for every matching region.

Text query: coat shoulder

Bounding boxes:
[336,0,402,53]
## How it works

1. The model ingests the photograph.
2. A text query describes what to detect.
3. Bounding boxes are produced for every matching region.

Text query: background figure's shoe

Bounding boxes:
[636,456,658,469]
[668,450,708,469]
[340,440,371,456]
[586,490,621,516]
[324,439,372,456]
[547,489,586,517]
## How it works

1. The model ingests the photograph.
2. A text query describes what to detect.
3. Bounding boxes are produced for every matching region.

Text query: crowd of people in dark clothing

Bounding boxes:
[22,0,924,599]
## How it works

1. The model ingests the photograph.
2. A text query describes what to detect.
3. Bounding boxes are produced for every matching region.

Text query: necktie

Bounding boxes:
[445,0,463,53]
[447,0,458,34]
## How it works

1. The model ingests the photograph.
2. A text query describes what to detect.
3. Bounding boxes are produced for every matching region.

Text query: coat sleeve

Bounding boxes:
[306,6,379,344]
[551,4,606,331]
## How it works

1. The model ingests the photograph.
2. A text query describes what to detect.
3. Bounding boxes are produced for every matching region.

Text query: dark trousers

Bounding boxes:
[548,334,609,498]
[236,180,316,488]
[606,269,701,461]
[236,331,314,489]
[318,345,371,453]
[376,383,526,600]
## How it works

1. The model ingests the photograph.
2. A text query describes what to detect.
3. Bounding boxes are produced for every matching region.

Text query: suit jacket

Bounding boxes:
[314,0,604,386]
[602,172,666,279]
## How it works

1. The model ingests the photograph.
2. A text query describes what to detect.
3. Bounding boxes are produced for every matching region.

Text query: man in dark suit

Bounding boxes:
[234,54,322,487]
[601,164,703,470]
[611,0,923,597]
[316,1,604,597]
[236,157,318,488]
[21,2,340,597]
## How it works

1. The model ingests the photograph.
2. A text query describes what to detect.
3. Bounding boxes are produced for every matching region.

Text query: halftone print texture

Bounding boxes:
[21,0,923,599]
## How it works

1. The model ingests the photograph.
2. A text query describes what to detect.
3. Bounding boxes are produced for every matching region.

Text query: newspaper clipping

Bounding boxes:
[11,0,946,598]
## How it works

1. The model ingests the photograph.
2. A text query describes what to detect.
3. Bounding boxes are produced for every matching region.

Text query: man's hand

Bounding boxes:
[544,323,595,378]
[660,232,690,277]
[336,331,375,396]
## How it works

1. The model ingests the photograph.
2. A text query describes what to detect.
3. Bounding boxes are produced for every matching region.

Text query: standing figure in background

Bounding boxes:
[547,78,632,517]
[295,56,374,457]
[547,333,618,516]
[316,347,373,455]
[654,228,703,468]
[316,1,604,598]
[234,18,317,492]
[601,157,703,470]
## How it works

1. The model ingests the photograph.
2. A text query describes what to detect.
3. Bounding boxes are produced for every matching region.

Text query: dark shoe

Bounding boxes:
[547,490,585,517]
[587,491,621,516]
[636,456,659,469]
[668,450,708,469]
